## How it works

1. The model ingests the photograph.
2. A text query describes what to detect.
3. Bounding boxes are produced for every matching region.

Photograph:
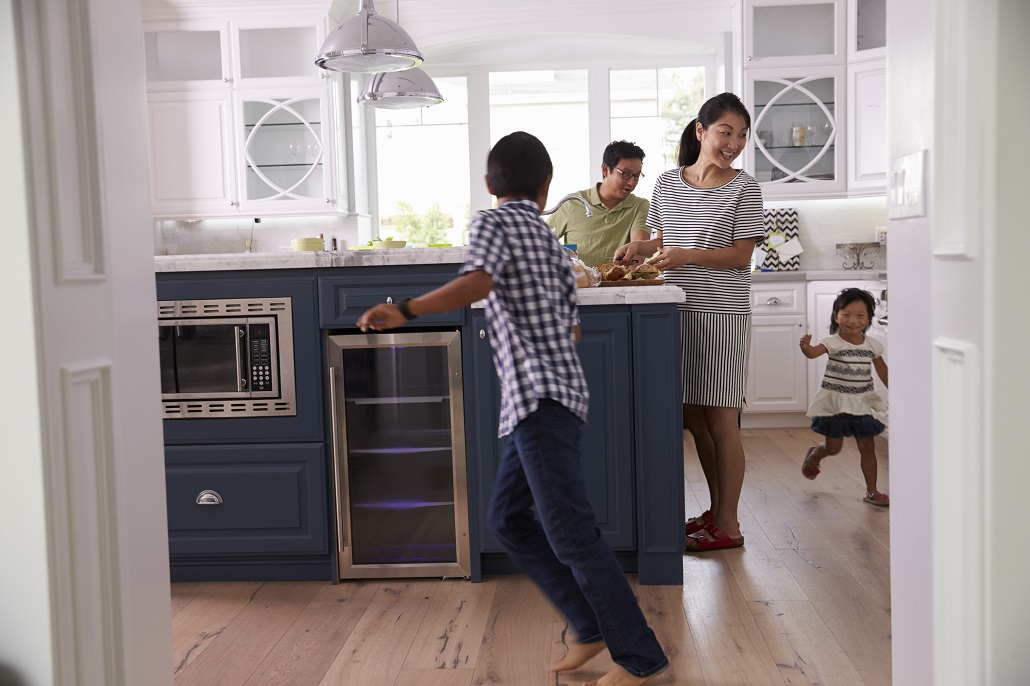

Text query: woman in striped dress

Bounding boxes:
[614,92,764,552]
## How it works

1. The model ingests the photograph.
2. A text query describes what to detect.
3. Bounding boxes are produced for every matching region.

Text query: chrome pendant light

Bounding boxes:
[316,0,423,73]
[359,68,444,109]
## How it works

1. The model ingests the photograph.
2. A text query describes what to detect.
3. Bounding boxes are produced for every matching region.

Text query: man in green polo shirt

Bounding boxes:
[547,140,650,267]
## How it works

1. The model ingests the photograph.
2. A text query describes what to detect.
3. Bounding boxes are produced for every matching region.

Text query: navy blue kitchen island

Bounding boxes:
[156,249,685,585]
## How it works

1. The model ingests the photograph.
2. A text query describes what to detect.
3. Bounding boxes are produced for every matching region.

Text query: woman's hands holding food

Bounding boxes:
[646,247,692,271]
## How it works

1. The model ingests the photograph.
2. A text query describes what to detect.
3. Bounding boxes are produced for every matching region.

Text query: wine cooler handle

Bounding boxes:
[329,366,346,552]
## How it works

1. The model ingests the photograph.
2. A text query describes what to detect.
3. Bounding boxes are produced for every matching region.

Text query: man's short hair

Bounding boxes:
[603,140,645,169]
[487,131,553,198]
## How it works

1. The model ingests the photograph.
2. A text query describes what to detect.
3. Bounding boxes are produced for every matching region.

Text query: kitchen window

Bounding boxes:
[369,62,711,242]
[489,69,590,206]
[609,66,707,203]
[373,76,470,247]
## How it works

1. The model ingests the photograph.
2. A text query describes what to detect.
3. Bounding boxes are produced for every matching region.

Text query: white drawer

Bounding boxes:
[751,283,805,315]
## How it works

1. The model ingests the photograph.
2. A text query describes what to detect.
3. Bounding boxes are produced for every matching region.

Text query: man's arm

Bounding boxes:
[357,270,493,331]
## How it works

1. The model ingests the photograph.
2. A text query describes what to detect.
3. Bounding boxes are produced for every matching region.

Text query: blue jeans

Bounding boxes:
[487,399,669,677]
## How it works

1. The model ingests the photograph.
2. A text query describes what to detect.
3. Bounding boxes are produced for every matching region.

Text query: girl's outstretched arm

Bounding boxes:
[799,333,827,359]
[873,356,889,388]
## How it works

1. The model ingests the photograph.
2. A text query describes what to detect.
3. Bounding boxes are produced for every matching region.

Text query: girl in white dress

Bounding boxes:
[798,288,890,506]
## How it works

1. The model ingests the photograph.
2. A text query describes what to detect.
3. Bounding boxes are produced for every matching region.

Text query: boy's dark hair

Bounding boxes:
[830,288,877,334]
[602,140,645,170]
[677,92,752,167]
[486,131,553,199]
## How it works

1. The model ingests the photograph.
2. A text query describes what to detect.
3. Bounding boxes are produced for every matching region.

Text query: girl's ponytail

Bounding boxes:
[677,118,701,167]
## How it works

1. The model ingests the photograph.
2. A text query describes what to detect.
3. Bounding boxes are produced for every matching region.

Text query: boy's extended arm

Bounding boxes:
[357,270,493,332]
[873,357,889,388]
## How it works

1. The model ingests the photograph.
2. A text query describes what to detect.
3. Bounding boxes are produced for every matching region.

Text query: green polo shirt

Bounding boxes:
[546,184,650,267]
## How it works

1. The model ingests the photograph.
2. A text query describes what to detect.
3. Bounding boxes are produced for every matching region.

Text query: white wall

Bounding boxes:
[1,0,173,683]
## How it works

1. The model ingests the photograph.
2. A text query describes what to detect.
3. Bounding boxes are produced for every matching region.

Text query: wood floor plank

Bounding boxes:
[468,575,555,686]
[175,581,322,686]
[317,579,437,686]
[171,582,209,617]
[681,554,785,686]
[242,580,380,686]
[393,669,475,686]
[171,581,264,677]
[749,599,870,686]
[632,577,704,686]
[402,578,497,671]
[778,549,892,686]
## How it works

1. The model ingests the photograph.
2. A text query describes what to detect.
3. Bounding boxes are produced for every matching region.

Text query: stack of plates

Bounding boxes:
[291,237,324,252]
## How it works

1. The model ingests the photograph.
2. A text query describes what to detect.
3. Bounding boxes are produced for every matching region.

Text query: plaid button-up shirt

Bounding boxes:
[461,198,590,436]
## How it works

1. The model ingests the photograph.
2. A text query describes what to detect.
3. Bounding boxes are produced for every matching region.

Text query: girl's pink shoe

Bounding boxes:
[863,491,890,507]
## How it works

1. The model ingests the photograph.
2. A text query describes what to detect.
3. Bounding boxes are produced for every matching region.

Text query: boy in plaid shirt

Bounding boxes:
[358,131,668,686]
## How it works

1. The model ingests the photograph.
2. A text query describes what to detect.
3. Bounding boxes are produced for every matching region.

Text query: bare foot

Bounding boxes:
[581,664,665,686]
[551,640,606,672]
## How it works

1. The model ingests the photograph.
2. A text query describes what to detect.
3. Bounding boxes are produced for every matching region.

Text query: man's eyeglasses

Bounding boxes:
[612,167,644,181]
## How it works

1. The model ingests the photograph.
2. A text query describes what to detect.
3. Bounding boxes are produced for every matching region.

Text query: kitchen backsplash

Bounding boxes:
[156,196,887,273]
[765,196,887,271]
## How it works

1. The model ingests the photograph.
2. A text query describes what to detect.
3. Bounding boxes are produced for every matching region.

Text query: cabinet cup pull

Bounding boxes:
[765,297,781,305]
[196,490,223,506]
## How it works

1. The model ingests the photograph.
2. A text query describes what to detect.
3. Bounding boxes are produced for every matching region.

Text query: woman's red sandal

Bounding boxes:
[684,510,715,536]
[684,525,744,552]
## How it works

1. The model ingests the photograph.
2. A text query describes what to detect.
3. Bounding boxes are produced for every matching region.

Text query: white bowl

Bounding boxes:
[371,240,406,249]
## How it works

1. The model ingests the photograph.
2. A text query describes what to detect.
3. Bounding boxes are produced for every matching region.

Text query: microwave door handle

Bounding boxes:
[235,325,246,391]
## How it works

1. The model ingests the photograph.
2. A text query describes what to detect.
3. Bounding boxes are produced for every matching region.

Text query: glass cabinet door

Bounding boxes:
[144,25,230,89]
[744,0,845,66]
[236,89,331,211]
[746,67,846,196]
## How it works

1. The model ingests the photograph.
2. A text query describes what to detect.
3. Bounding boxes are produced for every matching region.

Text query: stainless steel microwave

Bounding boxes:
[158,298,296,418]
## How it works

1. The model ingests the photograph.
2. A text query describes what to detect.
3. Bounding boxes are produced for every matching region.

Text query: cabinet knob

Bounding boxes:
[196,490,223,506]
[479,329,486,339]
[386,296,393,304]
[222,77,231,83]
[766,297,781,305]
[798,322,803,327]
[229,200,238,207]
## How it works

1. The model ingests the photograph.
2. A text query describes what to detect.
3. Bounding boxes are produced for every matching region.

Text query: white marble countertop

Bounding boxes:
[752,269,886,282]
[155,248,686,306]
[154,247,468,272]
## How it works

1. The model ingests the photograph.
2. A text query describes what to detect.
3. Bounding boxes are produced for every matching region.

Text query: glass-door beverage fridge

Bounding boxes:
[327,331,470,579]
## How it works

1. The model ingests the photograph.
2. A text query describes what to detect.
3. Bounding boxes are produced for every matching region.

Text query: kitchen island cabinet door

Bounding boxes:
[465,311,633,558]
[165,442,329,581]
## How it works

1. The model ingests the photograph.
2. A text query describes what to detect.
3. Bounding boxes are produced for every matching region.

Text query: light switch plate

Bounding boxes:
[888,150,927,219]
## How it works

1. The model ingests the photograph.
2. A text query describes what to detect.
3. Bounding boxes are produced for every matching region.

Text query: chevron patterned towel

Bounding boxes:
[759,208,800,271]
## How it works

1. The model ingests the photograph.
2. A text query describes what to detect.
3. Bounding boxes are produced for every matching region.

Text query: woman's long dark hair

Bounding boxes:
[677,92,752,167]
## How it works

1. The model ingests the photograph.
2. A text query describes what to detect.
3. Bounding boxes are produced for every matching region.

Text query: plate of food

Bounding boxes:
[595,262,663,286]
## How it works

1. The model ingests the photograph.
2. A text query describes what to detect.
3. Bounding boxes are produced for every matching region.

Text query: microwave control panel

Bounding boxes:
[249,324,273,391]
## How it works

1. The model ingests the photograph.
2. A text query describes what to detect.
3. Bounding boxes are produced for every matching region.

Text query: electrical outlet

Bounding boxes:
[875,227,887,246]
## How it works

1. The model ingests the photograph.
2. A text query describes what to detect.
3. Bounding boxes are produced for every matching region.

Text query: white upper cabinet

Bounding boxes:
[847,59,886,193]
[143,9,336,219]
[848,0,887,62]
[742,0,885,198]
[743,0,846,67]
[745,66,846,197]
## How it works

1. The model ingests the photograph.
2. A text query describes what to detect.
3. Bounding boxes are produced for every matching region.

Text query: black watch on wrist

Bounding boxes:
[397,298,417,321]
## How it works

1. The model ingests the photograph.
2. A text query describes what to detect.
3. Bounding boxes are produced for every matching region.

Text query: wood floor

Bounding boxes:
[170,427,891,686]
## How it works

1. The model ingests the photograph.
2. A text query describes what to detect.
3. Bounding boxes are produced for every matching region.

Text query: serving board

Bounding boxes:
[598,279,665,287]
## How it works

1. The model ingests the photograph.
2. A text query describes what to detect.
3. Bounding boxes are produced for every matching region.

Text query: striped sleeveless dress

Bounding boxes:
[646,168,765,408]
